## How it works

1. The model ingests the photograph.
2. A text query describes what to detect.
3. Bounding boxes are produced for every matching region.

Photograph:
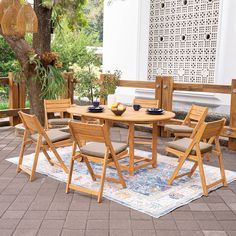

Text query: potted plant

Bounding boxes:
[98,70,121,103]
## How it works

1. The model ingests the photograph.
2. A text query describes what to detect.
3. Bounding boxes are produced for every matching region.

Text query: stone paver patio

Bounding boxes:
[0,126,236,236]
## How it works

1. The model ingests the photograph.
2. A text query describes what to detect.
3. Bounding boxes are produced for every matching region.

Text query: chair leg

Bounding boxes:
[188,161,198,177]
[17,131,28,173]
[30,137,42,182]
[112,156,126,188]
[66,157,74,193]
[50,146,69,173]
[17,141,26,173]
[83,156,96,181]
[42,148,54,166]
[97,154,109,203]
[168,155,186,185]
[197,157,208,196]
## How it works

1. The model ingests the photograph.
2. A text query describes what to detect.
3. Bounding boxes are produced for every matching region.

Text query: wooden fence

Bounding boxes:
[118,76,236,151]
[0,73,29,126]
[0,73,235,150]
[0,72,74,126]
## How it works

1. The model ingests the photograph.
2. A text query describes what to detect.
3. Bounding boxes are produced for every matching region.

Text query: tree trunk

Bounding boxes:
[26,0,52,124]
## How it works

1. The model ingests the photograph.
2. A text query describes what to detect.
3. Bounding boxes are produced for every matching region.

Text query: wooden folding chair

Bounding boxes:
[133,98,159,145]
[44,99,72,130]
[166,118,227,196]
[17,111,72,181]
[66,121,127,203]
[164,104,208,139]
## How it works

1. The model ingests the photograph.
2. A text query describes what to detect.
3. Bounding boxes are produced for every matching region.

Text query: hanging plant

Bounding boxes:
[28,51,66,99]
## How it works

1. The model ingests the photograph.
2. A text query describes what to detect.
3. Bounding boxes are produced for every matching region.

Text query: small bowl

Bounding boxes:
[92,101,100,107]
[111,108,126,116]
[133,104,141,111]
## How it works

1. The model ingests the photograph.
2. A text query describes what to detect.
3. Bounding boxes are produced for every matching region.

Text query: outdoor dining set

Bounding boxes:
[17,98,227,203]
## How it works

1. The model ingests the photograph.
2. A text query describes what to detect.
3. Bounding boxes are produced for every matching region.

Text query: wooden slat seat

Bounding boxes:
[166,137,212,155]
[81,142,128,158]
[164,125,193,133]
[48,118,71,126]
[30,130,71,145]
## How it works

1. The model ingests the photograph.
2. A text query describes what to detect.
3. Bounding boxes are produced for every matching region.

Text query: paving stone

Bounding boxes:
[220,221,236,231]
[180,231,203,236]
[0,219,20,229]
[131,220,154,230]
[13,229,38,236]
[227,231,236,236]
[23,211,46,220]
[153,219,177,230]
[0,229,14,236]
[2,210,25,219]
[110,229,133,236]
[131,210,152,220]
[63,218,86,230]
[88,210,109,220]
[110,211,130,219]
[37,229,61,236]
[172,211,194,220]
[45,211,68,220]
[61,229,85,236]
[66,211,88,221]
[189,203,211,211]
[85,230,109,236]
[213,211,236,220]
[132,229,156,236]
[175,220,200,230]
[16,219,42,229]
[208,203,230,211]
[86,219,109,230]
[40,219,64,229]
[198,220,223,230]
[155,231,180,236]
[203,231,227,236]
[192,211,216,220]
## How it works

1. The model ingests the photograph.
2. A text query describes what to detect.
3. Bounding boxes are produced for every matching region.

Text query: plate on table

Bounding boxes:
[87,106,104,113]
[146,108,165,115]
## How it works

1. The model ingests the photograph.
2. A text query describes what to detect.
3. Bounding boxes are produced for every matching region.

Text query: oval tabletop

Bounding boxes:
[67,105,175,123]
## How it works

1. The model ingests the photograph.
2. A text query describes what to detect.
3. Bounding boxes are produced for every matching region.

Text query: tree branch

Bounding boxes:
[0,26,33,75]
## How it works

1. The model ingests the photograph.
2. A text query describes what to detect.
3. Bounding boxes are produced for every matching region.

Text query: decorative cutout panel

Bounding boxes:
[148,0,220,83]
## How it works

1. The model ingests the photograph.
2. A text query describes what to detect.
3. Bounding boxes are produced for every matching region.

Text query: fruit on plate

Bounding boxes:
[117,104,125,111]
[111,102,119,109]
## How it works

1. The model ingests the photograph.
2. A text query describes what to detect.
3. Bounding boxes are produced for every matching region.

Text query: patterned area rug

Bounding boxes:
[6,147,236,218]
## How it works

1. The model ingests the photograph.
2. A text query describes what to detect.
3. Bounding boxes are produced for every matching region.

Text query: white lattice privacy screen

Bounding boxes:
[148,0,220,83]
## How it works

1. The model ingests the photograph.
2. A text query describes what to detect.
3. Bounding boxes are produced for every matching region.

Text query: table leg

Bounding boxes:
[152,122,158,168]
[128,122,135,176]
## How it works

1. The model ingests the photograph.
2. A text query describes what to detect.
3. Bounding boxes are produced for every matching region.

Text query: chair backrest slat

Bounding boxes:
[19,111,44,134]
[201,119,226,140]
[186,104,208,122]
[44,99,71,113]
[133,99,159,108]
[69,121,106,144]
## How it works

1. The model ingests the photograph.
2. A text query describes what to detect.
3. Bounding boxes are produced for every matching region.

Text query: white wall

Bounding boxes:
[103,0,236,111]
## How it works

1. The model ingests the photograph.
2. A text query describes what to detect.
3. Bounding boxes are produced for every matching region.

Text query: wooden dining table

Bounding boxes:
[67,105,175,176]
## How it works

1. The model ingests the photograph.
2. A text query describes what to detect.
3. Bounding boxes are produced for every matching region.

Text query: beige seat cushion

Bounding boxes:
[166,138,212,155]
[48,118,71,126]
[30,130,71,144]
[164,124,193,133]
[80,142,128,158]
